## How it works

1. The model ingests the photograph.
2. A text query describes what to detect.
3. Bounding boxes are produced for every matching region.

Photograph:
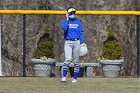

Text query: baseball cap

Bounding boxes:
[67,7,76,13]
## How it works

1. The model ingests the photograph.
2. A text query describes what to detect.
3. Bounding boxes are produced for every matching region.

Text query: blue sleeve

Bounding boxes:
[79,21,84,44]
[61,19,69,32]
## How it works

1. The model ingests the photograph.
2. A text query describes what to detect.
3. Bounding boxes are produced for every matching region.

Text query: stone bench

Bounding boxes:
[56,62,100,78]
[31,59,100,77]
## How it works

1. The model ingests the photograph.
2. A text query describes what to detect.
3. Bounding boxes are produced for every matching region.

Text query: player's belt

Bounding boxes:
[66,38,79,41]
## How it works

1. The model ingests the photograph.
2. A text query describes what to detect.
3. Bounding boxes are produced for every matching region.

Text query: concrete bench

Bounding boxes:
[31,59,100,77]
[56,62,100,78]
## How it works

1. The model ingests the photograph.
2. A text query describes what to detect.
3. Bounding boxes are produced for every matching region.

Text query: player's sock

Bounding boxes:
[73,64,80,79]
[62,63,69,77]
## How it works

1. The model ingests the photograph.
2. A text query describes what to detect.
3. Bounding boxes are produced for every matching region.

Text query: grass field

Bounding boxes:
[0,77,140,93]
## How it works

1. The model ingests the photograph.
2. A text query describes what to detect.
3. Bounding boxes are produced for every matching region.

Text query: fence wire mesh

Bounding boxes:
[0,13,138,78]
[0,0,139,78]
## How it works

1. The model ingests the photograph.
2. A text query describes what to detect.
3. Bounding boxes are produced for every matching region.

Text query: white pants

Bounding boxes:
[64,40,80,65]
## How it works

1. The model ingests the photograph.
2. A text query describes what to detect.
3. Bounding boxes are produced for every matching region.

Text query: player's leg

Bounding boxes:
[72,40,80,83]
[62,41,72,82]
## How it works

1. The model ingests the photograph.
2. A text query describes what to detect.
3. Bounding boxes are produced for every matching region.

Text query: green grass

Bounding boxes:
[0,77,140,93]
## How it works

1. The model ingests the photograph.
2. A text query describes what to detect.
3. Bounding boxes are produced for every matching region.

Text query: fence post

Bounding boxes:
[136,15,140,76]
[23,14,26,77]
[0,15,2,76]
[136,0,140,77]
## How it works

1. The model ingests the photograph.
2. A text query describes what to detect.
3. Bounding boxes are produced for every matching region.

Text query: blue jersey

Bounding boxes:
[61,19,84,44]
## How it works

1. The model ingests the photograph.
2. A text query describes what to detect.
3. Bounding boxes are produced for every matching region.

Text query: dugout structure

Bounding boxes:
[0,10,140,77]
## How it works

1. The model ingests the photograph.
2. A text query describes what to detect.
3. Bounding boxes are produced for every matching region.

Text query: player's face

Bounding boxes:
[69,11,76,15]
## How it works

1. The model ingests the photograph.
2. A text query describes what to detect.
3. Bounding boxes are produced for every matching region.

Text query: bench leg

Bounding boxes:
[86,66,94,78]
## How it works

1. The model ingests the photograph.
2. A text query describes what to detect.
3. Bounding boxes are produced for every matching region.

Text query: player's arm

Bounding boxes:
[61,13,69,31]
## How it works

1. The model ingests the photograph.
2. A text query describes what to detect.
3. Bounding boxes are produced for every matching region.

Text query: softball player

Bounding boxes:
[61,7,85,83]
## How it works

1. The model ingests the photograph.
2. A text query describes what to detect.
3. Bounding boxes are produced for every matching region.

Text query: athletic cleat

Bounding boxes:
[61,77,66,82]
[72,79,77,83]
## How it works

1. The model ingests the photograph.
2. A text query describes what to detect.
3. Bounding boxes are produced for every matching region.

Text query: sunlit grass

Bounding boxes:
[0,77,140,93]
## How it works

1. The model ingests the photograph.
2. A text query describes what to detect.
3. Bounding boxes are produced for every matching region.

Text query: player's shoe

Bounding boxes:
[72,79,77,83]
[61,77,66,82]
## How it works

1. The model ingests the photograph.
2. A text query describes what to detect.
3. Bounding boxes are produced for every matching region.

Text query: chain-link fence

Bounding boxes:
[0,13,139,78]
[0,0,140,77]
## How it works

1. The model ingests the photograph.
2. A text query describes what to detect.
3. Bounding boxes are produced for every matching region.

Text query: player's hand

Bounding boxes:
[66,13,69,20]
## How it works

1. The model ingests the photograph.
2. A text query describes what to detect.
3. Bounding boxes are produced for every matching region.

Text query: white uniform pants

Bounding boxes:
[64,40,80,65]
